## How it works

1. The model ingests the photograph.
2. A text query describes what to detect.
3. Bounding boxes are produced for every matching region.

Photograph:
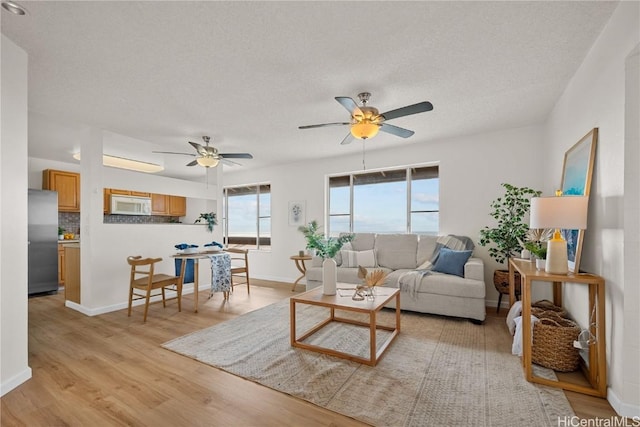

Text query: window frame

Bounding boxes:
[222,182,271,250]
[327,163,439,236]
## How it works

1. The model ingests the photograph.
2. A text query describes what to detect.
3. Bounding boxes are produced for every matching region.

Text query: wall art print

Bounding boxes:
[560,128,597,273]
[288,201,305,226]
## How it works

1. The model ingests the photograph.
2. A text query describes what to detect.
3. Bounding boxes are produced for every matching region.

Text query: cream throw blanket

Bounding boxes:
[399,235,475,299]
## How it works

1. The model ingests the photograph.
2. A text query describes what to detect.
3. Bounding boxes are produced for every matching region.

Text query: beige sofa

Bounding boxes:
[305,233,486,322]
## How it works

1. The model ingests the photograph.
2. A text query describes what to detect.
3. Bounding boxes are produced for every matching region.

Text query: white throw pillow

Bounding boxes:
[334,242,352,266]
[340,249,376,268]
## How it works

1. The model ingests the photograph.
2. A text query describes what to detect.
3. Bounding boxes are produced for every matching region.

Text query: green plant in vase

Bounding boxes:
[298,220,353,258]
[195,212,217,232]
[479,183,541,309]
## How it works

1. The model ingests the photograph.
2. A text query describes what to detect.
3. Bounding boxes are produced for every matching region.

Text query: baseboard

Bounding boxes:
[607,387,640,418]
[63,283,204,316]
[1,366,32,397]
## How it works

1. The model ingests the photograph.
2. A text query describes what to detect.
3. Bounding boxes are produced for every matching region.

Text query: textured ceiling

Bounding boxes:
[1,1,618,182]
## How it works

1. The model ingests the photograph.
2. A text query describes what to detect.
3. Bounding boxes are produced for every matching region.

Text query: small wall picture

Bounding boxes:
[288,201,305,226]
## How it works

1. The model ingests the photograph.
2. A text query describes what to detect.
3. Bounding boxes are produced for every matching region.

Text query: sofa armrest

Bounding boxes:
[464,257,484,281]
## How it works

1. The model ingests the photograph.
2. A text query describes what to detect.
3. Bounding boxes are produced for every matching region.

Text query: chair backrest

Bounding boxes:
[127,255,163,286]
[225,248,248,270]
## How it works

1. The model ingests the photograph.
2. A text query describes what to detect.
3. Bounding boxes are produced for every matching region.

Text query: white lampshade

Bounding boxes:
[529,195,588,274]
[196,156,219,168]
[529,196,588,230]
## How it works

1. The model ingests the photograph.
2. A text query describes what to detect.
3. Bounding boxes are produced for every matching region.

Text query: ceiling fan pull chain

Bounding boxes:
[362,141,366,170]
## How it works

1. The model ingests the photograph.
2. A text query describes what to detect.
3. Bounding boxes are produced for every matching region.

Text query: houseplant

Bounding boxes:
[298,220,353,295]
[195,212,217,232]
[479,183,541,308]
[522,228,552,270]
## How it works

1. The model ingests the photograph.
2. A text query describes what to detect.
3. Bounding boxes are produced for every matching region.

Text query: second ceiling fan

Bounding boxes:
[154,136,253,168]
[299,92,433,145]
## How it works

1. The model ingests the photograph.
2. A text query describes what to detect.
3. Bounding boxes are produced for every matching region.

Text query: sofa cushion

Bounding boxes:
[417,235,437,267]
[432,248,473,277]
[334,242,352,266]
[340,249,376,268]
[350,233,376,251]
[374,234,418,269]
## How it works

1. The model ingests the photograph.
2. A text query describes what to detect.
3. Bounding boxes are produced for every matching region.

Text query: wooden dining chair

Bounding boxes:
[226,248,250,294]
[127,256,186,322]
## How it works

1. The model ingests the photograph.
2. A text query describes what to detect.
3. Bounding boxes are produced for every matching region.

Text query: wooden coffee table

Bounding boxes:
[290,285,400,366]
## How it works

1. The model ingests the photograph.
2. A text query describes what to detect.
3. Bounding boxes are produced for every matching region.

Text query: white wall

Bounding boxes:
[224,124,545,306]
[1,36,31,396]
[543,1,639,416]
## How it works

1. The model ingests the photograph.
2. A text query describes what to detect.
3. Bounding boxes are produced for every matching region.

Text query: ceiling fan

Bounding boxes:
[154,136,253,168]
[299,92,433,145]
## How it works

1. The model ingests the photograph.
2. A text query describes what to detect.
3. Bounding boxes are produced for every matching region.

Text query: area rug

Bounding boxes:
[163,299,574,426]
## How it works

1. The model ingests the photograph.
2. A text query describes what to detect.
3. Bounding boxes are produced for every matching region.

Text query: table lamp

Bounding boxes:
[529,193,588,274]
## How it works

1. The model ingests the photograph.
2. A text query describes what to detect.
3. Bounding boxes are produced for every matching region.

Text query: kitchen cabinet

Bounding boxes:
[64,244,81,304]
[168,196,186,216]
[104,188,153,213]
[151,193,169,215]
[58,244,66,285]
[43,169,80,212]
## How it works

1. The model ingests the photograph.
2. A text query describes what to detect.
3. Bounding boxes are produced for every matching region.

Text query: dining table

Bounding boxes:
[172,250,231,312]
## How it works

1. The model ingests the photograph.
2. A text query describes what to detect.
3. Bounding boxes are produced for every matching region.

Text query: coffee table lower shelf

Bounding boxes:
[290,287,400,366]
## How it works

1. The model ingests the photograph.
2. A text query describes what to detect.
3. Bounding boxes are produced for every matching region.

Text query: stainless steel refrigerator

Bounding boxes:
[28,189,59,295]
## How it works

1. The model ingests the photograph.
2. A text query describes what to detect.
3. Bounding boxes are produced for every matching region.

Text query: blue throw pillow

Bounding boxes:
[432,248,472,278]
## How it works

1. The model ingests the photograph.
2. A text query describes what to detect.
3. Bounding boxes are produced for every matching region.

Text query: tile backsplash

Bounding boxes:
[58,212,181,237]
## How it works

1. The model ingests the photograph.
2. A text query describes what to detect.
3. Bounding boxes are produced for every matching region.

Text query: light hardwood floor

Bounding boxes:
[1,280,617,426]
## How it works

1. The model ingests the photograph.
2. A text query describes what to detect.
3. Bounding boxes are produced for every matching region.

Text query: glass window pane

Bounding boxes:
[411,177,439,212]
[353,177,406,233]
[329,215,350,237]
[259,191,270,217]
[411,212,439,235]
[329,185,349,215]
[227,194,257,239]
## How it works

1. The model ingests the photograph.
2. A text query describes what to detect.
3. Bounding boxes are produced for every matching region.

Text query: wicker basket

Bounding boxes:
[532,317,581,372]
[532,299,568,317]
[493,269,521,295]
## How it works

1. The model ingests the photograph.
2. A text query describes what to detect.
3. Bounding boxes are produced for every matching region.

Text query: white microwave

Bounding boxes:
[110,195,151,216]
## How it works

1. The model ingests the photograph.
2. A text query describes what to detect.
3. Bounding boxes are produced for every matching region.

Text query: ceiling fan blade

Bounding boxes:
[220,158,242,166]
[335,97,363,117]
[152,151,196,157]
[299,122,350,129]
[186,159,198,167]
[188,141,208,156]
[340,132,355,145]
[219,153,253,159]
[380,101,433,121]
[380,123,415,138]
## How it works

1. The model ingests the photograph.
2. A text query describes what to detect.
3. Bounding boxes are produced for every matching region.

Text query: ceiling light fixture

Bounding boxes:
[73,153,164,173]
[1,1,27,15]
[196,156,219,168]
[350,120,380,139]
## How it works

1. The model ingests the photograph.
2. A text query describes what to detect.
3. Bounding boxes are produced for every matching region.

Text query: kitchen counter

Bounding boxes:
[58,239,80,244]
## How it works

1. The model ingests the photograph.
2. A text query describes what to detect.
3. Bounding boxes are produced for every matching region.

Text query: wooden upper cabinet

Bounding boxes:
[151,193,169,215]
[43,169,80,212]
[130,191,150,197]
[168,196,186,216]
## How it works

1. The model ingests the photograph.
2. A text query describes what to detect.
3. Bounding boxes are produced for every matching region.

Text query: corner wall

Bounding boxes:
[543,1,640,416]
[1,35,31,395]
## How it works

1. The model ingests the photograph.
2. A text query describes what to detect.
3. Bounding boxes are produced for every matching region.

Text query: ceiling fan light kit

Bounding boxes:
[196,156,219,168]
[153,135,253,169]
[299,91,433,145]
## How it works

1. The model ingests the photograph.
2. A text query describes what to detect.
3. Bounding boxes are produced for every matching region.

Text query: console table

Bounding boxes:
[508,258,606,397]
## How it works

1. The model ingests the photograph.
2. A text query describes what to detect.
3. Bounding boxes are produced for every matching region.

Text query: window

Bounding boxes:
[328,165,438,236]
[223,184,271,249]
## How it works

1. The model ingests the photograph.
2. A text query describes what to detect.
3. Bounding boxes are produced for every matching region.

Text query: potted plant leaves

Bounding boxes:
[195,212,217,232]
[479,183,541,310]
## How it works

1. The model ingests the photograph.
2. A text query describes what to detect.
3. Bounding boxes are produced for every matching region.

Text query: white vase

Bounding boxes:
[322,257,337,295]
[536,258,546,271]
